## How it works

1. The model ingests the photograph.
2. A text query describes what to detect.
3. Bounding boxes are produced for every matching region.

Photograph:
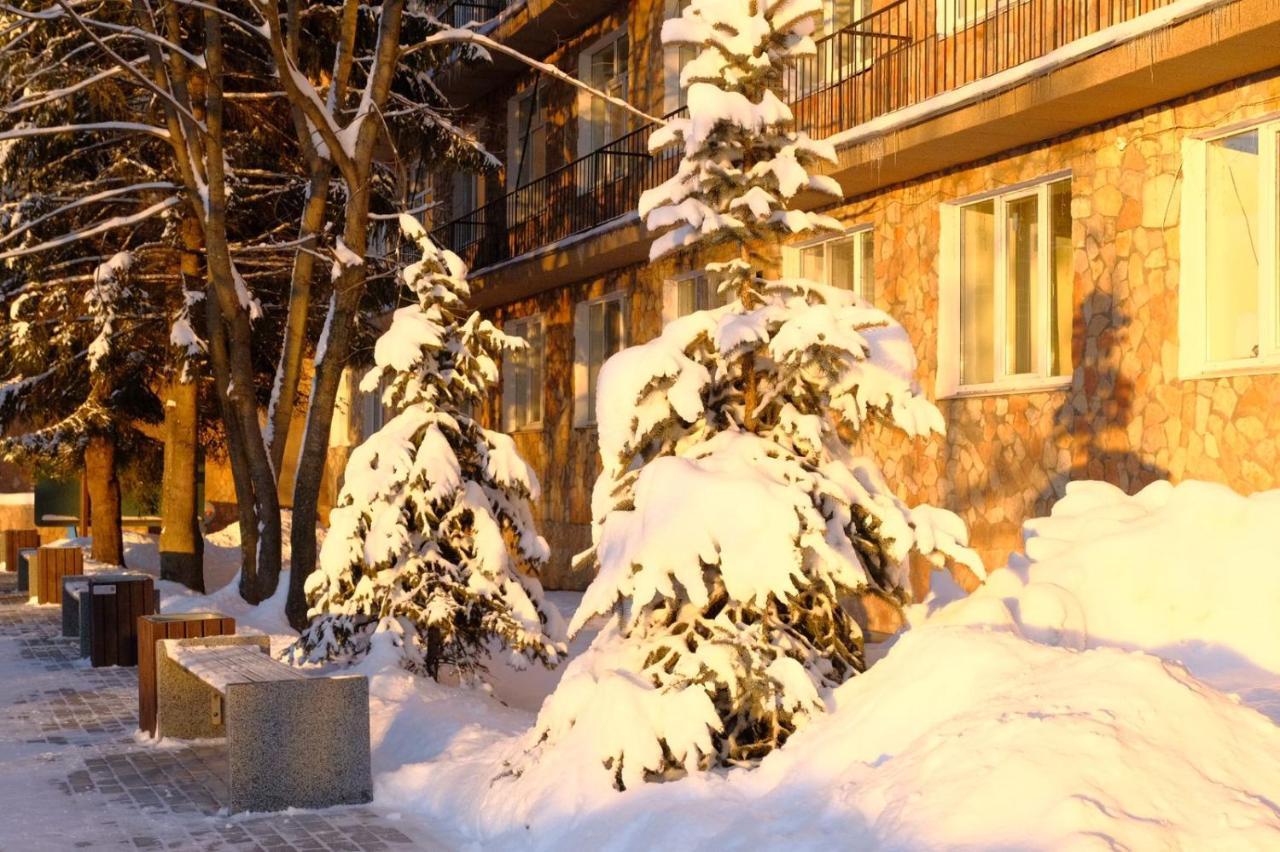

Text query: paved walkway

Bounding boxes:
[0,577,453,850]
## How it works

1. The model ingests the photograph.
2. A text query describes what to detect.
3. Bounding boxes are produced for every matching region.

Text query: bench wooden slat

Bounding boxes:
[167,644,305,695]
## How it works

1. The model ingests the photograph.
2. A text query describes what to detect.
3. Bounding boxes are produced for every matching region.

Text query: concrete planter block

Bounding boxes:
[155,634,372,813]
[227,676,372,813]
[156,634,270,740]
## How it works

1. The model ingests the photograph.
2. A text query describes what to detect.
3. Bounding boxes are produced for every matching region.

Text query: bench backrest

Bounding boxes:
[166,643,306,695]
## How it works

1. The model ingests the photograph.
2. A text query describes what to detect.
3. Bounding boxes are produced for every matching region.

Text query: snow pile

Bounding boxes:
[376,612,1280,850]
[368,479,1280,848]
[920,480,1280,710]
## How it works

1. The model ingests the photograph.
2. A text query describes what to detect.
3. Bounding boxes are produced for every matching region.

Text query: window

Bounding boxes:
[508,84,548,191]
[503,315,545,430]
[359,372,394,442]
[663,0,699,112]
[936,0,1029,36]
[573,293,627,426]
[451,172,480,222]
[1181,121,1280,377]
[791,0,871,97]
[784,229,875,300]
[579,30,630,157]
[662,271,727,323]
[938,176,1074,396]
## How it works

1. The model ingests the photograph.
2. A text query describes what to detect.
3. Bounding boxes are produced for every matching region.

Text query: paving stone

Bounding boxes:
[0,595,454,850]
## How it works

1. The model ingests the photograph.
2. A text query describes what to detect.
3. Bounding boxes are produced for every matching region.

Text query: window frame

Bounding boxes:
[783,226,875,300]
[937,172,1075,399]
[503,313,546,432]
[507,83,548,192]
[1179,117,1280,380]
[662,0,698,114]
[577,27,631,160]
[662,269,726,324]
[935,0,1033,37]
[573,291,628,427]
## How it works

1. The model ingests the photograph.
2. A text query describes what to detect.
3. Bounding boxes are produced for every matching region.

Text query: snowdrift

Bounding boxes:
[143,480,1280,849]
[921,479,1280,719]
[366,479,1280,849]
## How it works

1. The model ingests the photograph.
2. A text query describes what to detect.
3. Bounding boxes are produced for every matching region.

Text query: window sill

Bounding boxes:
[1179,358,1280,381]
[506,424,545,434]
[939,376,1073,400]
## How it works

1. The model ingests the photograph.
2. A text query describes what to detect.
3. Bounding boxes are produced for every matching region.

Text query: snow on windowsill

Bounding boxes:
[828,0,1238,151]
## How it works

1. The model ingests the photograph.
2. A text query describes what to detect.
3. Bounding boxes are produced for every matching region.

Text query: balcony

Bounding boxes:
[437,0,1275,287]
[434,0,621,107]
[436,0,513,29]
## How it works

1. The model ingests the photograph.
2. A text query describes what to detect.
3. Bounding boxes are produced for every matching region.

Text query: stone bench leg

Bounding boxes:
[226,676,372,813]
[155,635,271,740]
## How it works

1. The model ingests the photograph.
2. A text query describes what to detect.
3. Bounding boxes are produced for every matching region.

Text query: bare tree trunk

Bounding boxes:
[202,7,283,603]
[85,435,125,567]
[160,216,206,592]
[283,0,407,631]
[159,376,203,590]
[206,289,260,599]
[286,276,358,629]
[267,165,332,473]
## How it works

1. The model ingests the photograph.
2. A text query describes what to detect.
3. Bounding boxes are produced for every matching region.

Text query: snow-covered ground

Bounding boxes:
[71,481,1280,848]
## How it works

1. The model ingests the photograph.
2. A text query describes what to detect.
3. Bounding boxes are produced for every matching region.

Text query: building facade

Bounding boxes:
[427,0,1280,587]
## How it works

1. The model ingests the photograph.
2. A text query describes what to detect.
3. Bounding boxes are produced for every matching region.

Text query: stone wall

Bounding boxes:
[489,68,1280,588]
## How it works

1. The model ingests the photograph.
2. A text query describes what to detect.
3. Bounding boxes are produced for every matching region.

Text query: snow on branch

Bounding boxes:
[0,196,180,261]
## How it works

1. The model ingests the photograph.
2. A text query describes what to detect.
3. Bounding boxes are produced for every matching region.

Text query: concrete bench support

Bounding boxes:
[156,635,372,813]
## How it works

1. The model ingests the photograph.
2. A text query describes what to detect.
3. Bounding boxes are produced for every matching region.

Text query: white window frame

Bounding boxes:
[451,171,482,223]
[937,172,1074,399]
[783,226,875,299]
[503,314,546,432]
[507,84,548,192]
[573,292,628,427]
[577,27,630,160]
[1180,116,1280,379]
[662,0,698,114]
[662,269,725,324]
[936,0,1032,37]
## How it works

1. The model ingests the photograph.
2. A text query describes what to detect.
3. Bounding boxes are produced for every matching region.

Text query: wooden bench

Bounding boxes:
[34,546,83,605]
[2,529,39,573]
[156,635,372,813]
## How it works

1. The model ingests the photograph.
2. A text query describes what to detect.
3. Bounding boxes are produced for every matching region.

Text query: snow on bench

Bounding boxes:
[165,643,306,694]
[155,635,371,812]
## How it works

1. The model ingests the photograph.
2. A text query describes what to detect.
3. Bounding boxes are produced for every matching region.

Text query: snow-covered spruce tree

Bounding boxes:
[520,0,985,789]
[295,216,566,680]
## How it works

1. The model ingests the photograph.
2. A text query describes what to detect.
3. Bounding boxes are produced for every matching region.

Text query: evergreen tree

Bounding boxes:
[295,216,566,680]
[521,0,984,789]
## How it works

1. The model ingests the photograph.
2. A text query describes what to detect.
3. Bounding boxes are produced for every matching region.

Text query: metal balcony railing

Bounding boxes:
[436,0,1186,272]
[433,110,686,272]
[436,0,510,29]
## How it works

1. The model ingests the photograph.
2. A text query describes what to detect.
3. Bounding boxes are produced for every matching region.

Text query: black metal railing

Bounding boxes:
[433,109,686,271]
[437,0,1186,271]
[787,0,1181,138]
[436,0,509,29]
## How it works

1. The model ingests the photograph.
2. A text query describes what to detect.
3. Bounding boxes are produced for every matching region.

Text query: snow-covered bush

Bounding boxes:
[295,216,566,680]
[520,0,984,788]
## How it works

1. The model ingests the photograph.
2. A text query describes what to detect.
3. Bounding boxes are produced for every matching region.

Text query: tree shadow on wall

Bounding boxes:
[1037,291,1168,515]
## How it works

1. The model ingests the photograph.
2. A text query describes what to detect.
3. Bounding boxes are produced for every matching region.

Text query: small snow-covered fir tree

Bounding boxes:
[520,0,985,789]
[296,216,566,679]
